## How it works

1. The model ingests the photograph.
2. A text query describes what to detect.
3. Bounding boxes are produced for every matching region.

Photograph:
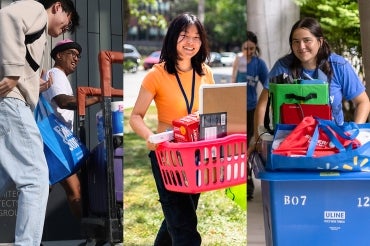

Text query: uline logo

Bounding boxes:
[324,211,346,220]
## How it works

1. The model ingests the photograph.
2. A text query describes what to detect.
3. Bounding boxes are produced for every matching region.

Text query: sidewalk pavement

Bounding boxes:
[247,176,266,245]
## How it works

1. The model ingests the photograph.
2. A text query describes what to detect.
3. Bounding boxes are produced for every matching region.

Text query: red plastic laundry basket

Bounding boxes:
[155,134,247,193]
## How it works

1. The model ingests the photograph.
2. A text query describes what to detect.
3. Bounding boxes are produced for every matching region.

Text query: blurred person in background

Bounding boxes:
[232,31,269,201]
[232,31,269,147]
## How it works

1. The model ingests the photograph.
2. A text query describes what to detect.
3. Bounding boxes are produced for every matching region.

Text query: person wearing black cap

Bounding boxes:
[42,39,100,218]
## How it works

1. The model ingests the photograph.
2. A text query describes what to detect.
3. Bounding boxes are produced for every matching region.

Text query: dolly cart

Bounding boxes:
[77,51,123,245]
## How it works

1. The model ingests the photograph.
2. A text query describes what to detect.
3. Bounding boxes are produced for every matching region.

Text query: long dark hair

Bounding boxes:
[246,31,260,56]
[160,13,210,75]
[288,17,332,80]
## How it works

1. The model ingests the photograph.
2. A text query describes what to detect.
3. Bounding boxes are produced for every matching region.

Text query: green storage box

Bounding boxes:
[269,83,329,125]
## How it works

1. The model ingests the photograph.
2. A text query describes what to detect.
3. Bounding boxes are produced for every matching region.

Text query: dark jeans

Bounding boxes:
[149,151,201,246]
[247,109,255,147]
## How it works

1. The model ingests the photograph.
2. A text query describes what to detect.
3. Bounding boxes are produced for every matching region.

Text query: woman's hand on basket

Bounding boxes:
[146,138,158,151]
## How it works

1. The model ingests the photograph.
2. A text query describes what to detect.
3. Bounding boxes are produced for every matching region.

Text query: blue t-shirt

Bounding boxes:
[267,53,365,125]
[244,56,269,110]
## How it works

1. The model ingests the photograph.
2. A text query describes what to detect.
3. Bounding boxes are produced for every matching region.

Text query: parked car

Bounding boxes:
[143,50,161,70]
[123,44,141,73]
[206,52,222,67]
[220,52,236,66]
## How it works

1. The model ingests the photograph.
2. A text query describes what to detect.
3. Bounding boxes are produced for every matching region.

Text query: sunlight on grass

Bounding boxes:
[124,106,246,245]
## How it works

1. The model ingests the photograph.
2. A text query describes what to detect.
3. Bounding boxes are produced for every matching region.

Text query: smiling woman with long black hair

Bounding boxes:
[129,13,215,246]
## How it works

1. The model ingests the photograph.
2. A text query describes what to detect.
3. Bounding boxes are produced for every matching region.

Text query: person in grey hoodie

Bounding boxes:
[0,1,79,245]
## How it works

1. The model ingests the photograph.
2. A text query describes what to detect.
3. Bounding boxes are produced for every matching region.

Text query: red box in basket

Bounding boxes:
[172,114,199,142]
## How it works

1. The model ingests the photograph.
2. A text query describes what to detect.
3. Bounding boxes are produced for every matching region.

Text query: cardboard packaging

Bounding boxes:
[199,112,227,140]
[172,113,199,142]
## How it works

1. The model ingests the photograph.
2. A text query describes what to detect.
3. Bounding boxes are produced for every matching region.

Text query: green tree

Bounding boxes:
[294,0,360,54]
[123,0,247,51]
[123,0,167,42]
[204,0,246,51]
[168,0,198,19]
[158,0,247,51]
[169,0,247,51]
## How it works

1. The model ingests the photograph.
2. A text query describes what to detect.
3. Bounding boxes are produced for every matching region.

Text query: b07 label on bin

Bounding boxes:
[283,195,307,206]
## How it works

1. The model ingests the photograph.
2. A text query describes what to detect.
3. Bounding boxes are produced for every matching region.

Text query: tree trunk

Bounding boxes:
[358,0,370,120]
[247,0,299,69]
[198,0,205,24]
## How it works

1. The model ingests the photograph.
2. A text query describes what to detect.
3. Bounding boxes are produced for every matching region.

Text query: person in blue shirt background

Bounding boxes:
[232,31,269,147]
[251,17,370,153]
[232,31,268,201]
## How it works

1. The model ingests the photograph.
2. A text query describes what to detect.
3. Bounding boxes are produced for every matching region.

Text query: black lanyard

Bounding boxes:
[175,69,195,114]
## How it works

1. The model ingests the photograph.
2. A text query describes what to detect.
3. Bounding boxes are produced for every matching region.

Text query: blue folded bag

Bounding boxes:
[268,118,370,172]
[34,95,89,184]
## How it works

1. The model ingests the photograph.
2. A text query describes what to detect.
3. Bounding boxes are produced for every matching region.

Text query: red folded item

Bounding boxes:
[273,116,361,157]
[280,103,332,124]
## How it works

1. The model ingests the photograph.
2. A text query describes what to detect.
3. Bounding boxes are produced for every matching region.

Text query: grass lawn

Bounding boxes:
[123,106,246,245]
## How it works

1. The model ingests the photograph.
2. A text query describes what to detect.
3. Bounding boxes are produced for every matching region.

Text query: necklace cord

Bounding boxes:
[175,69,196,114]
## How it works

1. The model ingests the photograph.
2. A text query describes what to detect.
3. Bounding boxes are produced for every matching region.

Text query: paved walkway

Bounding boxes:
[247,175,266,245]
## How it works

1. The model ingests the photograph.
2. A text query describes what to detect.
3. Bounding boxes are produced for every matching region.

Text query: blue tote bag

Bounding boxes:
[34,95,89,184]
[269,117,370,172]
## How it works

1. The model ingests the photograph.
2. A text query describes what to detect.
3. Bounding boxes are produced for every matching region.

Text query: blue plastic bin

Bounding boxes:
[254,159,370,246]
